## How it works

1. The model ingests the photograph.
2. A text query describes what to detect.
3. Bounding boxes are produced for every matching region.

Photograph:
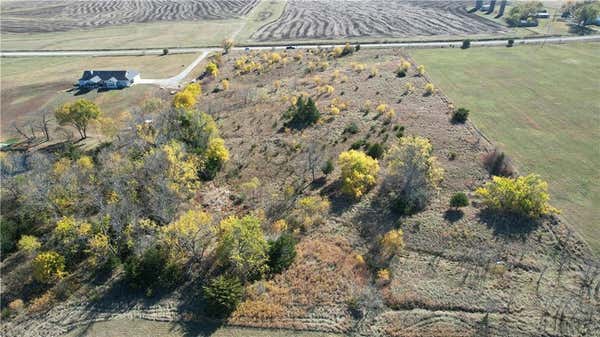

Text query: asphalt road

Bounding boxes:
[1,35,598,57]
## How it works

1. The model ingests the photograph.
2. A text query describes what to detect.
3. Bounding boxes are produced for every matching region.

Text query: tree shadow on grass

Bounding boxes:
[478,208,540,238]
[444,209,464,223]
[320,179,355,216]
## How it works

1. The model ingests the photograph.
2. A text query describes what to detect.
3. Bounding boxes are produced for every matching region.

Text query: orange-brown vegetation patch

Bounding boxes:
[230,237,368,332]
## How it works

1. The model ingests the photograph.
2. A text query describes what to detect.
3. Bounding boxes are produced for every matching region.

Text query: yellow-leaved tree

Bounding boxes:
[222,38,234,54]
[476,174,558,218]
[161,140,201,196]
[287,195,331,231]
[162,209,215,265]
[173,83,202,110]
[216,215,269,281]
[32,251,66,284]
[206,62,219,77]
[384,136,443,214]
[338,150,380,199]
[381,229,404,257]
[17,235,41,253]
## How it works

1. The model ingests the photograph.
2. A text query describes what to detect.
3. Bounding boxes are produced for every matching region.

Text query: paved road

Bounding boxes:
[136,51,208,88]
[1,35,598,57]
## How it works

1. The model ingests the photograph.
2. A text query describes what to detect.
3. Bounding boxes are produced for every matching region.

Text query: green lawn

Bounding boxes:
[411,43,600,253]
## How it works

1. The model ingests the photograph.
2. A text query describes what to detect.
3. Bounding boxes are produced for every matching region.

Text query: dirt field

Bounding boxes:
[0,0,260,33]
[63,319,341,337]
[251,0,507,41]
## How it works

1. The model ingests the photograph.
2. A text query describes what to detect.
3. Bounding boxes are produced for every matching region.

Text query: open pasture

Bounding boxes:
[251,0,507,41]
[411,43,600,253]
[0,0,260,33]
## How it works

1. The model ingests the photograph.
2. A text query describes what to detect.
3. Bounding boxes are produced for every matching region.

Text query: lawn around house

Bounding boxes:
[411,43,600,253]
[0,54,204,138]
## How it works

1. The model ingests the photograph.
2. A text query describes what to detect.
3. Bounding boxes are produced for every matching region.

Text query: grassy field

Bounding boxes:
[0,20,244,51]
[0,53,202,138]
[236,0,287,42]
[411,42,600,253]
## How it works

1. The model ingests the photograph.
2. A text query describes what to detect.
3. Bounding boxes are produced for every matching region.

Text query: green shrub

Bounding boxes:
[366,143,385,159]
[284,96,320,129]
[203,275,244,317]
[344,122,359,134]
[461,39,471,49]
[450,192,469,208]
[507,39,515,47]
[268,233,297,274]
[321,159,334,176]
[395,69,407,78]
[394,125,405,138]
[452,108,469,123]
[124,245,183,295]
[350,139,367,150]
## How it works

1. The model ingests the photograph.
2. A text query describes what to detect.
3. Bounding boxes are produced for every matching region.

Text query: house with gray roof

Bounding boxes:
[78,70,140,89]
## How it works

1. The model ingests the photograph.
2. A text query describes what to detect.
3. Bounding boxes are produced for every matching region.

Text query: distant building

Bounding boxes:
[536,12,550,19]
[78,70,140,89]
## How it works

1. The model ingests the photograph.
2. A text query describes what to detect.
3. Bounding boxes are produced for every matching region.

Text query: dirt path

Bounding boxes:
[136,51,209,88]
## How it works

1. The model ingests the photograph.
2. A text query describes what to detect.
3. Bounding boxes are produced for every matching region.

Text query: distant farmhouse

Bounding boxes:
[78,70,140,89]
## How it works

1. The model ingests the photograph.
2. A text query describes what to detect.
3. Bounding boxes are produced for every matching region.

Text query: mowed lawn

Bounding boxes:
[0,54,202,137]
[411,43,600,253]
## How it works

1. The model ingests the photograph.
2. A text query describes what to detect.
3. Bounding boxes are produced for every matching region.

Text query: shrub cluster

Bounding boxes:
[476,174,558,218]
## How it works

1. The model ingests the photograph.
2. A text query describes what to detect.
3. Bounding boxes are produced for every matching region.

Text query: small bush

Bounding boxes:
[17,235,41,253]
[162,48,169,55]
[394,125,405,138]
[344,122,359,134]
[203,275,244,317]
[321,159,334,176]
[461,39,471,49]
[450,192,469,209]
[448,152,457,160]
[507,39,515,47]
[395,68,406,78]
[476,174,559,218]
[366,143,385,159]
[424,83,435,95]
[32,251,66,284]
[483,149,515,177]
[268,233,297,274]
[452,107,469,123]
[355,44,361,52]
[350,139,367,150]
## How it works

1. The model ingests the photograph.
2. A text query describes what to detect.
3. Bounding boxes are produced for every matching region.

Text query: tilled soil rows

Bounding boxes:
[251,0,507,41]
[0,0,260,33]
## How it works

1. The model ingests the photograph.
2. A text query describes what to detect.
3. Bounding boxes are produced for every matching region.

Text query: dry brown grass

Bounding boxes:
[230,237,368,332]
